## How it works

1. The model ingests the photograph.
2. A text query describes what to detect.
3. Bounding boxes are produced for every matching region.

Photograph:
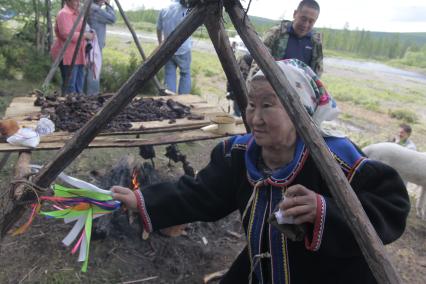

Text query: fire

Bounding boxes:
[131,167,140,191]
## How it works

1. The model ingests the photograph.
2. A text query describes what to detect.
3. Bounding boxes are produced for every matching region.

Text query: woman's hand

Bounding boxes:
[84,32,94,40]
[279,184,318,224]
[111,186,137,211]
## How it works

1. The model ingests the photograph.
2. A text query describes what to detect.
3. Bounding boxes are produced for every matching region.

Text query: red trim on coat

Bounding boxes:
[134,190,153,233]
[305,194,326,251]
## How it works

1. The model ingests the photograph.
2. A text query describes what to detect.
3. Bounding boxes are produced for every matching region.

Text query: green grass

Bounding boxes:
[323,73,426,114]
[322,75,381,112]
[102,35,225,96]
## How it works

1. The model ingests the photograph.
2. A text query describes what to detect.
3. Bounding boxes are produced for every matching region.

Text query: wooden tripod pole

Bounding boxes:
[225,1,402,283]
[42,0,93,89]
[114,0,164,94]
[204,8,249,131]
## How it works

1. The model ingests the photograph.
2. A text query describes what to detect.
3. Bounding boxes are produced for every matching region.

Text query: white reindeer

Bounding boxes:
[362,142,426,220]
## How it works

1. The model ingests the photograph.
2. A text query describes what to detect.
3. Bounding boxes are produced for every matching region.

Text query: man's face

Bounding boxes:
[398,128,410,142]
[292,6,319,37]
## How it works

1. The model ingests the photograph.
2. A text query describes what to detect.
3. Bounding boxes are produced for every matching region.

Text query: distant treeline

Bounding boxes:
[321,28,406,59]
[119,8,426,68]
[119,8,159,25]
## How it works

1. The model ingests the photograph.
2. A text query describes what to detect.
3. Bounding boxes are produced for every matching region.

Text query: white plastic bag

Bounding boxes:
[7,128,40,148]
[35,117,55,136]
[6,117,55,148]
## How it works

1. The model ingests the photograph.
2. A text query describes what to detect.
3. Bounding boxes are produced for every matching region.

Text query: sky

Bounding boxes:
[116,0,426,33]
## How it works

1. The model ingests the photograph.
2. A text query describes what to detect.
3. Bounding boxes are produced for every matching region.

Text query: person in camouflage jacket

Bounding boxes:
[242,0,323,79]
[263,19,323,76]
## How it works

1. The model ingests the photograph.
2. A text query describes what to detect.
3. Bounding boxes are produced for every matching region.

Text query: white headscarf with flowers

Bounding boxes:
[249,59,342,137]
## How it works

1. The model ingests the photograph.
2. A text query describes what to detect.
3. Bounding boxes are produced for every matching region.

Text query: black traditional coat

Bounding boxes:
[135,134,410,284]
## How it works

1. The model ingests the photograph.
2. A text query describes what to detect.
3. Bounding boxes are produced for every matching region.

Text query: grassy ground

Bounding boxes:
[103,35,225,96]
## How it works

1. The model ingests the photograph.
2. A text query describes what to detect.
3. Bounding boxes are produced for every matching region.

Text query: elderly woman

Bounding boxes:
[112,59,409,284]
[51,0,93,94]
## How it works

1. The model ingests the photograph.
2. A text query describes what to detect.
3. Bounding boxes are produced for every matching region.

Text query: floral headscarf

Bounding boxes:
[249,59,341,136]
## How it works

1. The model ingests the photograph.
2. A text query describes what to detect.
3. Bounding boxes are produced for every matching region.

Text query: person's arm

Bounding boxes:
[263,23,281,52]
[157,28,162,44]
[317,159,410,257]
[246,22,281,79]
[156,10,163,44]
[92,1,116,25]
[311,32,323,77]
[112,140,239,232]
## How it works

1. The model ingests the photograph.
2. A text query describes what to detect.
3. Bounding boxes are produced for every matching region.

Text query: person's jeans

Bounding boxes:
[164,51,191,94]
[59,62,85,94]
[85,63,101,96]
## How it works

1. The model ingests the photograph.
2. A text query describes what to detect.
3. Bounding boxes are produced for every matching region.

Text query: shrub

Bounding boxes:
[0,53,6,76]
[101,52,164,95]
[388,109,418,123]
[23,52,51,82]
[0,23,50,82]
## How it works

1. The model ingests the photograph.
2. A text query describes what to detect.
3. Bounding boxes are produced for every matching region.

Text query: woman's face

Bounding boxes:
[246,79,296,148]
[67,0,80,10]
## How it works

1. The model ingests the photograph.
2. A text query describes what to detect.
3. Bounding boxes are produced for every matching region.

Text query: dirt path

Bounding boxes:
[107,26,216,53]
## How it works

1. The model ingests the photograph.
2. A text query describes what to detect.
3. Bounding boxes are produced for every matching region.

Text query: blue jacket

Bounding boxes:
[88,3,116,49]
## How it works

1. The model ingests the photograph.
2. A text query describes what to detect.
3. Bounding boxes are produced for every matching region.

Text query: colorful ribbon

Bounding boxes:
[12,167,121,272]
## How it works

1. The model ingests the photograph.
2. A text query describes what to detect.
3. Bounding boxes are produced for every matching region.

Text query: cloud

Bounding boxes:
[391,6,426,22]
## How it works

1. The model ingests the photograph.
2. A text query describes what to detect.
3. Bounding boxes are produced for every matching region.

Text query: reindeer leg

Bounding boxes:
[416,186,426,220]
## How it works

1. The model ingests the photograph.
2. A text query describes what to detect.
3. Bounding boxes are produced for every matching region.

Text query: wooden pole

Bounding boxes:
[225,1,401,283]
[113,0,164,94]
[13,152,33,199]
[42,0,93,89]
[0,151,32,237]
[204,8,249,131]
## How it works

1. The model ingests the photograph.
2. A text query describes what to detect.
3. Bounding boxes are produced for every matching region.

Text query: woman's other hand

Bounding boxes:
[111,186,137,211]
[279,184,318,224]
[84,32,94,40]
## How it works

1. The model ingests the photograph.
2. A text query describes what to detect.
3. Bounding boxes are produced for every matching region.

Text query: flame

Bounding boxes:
[131,167,140,191]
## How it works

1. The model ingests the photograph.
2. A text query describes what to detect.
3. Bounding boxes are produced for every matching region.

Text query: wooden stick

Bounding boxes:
[225,2,401,284]
[113,0,164,94]
[42,0,93,89]
[203,269,228,283]
[204,8,249,132]
[13,151,32,199]
[33,3,209,189]
[0,128,245,152]
[121,276,158,284]
[0,151,32,237]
